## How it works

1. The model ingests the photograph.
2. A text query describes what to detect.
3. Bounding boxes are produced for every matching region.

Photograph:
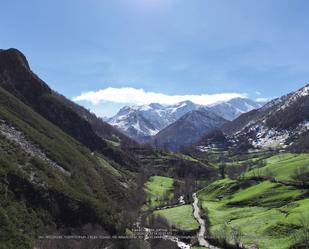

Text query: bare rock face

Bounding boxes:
[0,119,70,176]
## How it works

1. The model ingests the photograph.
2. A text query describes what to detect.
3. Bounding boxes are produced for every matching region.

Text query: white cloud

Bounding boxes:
[73,87,247,106]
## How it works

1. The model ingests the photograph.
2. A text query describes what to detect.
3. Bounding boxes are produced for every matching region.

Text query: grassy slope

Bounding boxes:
[198,176,308,249]
[0,87,138,248]
[246,153,309,181]
[154,205,199,231]
[144,176,174,209]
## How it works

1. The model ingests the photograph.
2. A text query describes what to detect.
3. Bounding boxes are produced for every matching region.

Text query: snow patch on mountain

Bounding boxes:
[108,101,201,141]
[108,98,262,142]
[209,98,263,121]
[280,85,309,110]
[250,125,289,149]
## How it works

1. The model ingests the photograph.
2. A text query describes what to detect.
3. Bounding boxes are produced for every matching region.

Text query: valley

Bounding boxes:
[0,48,308,249]
[139,150,308,249]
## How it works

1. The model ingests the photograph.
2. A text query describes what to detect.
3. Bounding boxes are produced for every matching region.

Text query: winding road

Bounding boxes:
[134,193,221,249]
[192,193,221,249]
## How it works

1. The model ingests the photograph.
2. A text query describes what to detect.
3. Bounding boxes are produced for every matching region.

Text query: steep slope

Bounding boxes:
[195,84,309,152]
[232,85,309,151]
[54,92,137,147]
[152,108,228,151]
[0,48,138,171]
[0,86,142,249]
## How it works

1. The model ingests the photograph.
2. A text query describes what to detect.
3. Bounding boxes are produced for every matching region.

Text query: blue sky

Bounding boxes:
[1,0,309,116]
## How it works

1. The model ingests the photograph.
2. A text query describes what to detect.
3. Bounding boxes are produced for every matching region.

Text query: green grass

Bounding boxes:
[228,181,304,207]
[144,176,174,209]
[104,138,120,147]
[0,86,140,247]
[246,153,309,181]
[173,153,199,162]
[154,205,199,231]
[198,177,309,249]
[97,156,122,177]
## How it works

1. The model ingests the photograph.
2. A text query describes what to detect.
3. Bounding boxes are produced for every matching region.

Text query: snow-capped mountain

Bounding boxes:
[108,101,201,142]
[152,108,228,151]
[196,84,309,152]
[108,98,262,143]
[209,98,263,121]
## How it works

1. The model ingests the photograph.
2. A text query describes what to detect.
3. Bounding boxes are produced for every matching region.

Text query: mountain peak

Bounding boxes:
[153,108,228,151]
[0,48,30,70]
[0,48,51,105]
[175,100,195,107]
[297,84,309,96]
[108,98,262,142]
[206,97,262,121]
[149,103,164,109]
[213,83,309,152]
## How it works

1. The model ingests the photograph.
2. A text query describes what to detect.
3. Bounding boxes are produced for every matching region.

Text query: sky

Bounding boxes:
[1,0,309,117]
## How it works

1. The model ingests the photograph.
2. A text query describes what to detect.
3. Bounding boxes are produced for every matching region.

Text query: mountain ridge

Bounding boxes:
[152,107,228,151]
[0,48,140,170]
[194,84,309,153]
[108,98,262,143]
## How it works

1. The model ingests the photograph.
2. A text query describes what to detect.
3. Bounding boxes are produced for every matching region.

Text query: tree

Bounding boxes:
[292,165,309,186]
[293,214,309,248]
[219,163,226,179]
[265,168,274,179]
[231,226,243,248]
[298,215,309,249]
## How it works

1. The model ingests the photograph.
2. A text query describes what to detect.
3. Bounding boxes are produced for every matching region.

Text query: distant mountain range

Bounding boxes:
[108,101,200,142]
[193,84,309,153]
[152,108,228,151]
[108,98,263,145]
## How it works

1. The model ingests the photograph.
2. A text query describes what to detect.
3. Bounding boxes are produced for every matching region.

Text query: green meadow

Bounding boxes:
[154,204,199,231]
[144,176,174,209]
[246,152,309,181]
[198,174,309,249]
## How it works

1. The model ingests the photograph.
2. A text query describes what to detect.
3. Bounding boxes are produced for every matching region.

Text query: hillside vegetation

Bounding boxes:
[0,81,141,248]
[245,153,309,182]
[154,205,199,231]
[198,156,309,249]
[144,176,174,210]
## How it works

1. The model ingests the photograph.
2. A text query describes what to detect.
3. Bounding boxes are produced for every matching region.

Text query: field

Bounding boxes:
[154,205,199,231]
[198,176,309,249]
[246,152,309,181]
[144,176,174,209]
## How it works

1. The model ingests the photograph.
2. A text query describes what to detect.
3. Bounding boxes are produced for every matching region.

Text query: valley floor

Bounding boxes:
[143,152,309,249]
